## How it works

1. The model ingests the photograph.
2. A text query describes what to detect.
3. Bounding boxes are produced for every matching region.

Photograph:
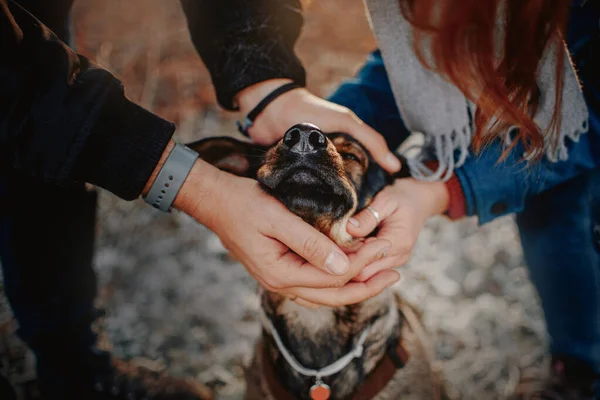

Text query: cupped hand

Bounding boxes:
[346,178,450,282]
[236,79,401,173]
[173,158,401,307]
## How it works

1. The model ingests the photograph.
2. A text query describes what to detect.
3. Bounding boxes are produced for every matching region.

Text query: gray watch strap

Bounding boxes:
[144,143,199,212]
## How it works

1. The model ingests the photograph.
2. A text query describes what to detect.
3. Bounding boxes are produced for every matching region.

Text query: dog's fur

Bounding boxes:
[188,124,450,400]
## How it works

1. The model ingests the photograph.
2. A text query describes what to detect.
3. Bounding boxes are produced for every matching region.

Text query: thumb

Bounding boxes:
[341,116,401,173]
[347,192,396,238]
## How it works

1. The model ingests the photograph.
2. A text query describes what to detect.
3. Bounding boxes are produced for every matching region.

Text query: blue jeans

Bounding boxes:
[328,50,600,372]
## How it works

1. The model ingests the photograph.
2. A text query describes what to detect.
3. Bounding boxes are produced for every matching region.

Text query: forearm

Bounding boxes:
[179,0,306,110]
[0,0,174,200]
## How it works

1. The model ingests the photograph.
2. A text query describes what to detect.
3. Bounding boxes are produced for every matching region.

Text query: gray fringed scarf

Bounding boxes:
[365,0,589,181]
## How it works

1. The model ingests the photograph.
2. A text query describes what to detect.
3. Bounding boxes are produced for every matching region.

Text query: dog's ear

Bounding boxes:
[391,153,411,179]
[358,153,411,210]
[186,137,267,178]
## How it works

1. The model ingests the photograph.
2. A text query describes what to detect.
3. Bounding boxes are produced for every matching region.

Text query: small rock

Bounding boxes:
[463,269,488,296]
[429,274,462,297]
[204,235,228,256]
[197,364,237,388]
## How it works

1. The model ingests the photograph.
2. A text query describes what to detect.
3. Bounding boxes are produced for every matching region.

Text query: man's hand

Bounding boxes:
[145,144,400,307]
[236,79,401,173]
[346,178,450,281]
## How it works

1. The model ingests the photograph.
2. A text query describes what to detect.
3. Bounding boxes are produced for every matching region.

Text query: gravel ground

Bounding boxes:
[0,1,550,398]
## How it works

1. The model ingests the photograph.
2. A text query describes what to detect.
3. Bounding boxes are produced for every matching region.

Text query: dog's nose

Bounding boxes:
[283,124,327,154]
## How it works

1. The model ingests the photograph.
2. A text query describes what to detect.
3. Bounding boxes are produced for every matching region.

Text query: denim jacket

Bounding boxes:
[329,1,600,224]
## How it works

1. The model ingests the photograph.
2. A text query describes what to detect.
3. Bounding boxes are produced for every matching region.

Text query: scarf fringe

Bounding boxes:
[545,118,588,162]
[404,125,471,182]
[403,118,589,181]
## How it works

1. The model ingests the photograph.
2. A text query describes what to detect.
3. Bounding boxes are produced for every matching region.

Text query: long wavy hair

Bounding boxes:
[399,0,572,158]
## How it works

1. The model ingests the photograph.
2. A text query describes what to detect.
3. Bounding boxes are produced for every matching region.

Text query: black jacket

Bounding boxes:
[0,0,305,200]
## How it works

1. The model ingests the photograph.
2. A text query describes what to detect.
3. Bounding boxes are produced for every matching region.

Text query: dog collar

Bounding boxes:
[257,330,410,400]
[258,307,410,400]
[260,308,371,398]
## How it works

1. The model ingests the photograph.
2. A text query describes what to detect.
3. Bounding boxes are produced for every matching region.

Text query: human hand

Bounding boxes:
[167,156,400,307]
[236,79,401,173]
[345,178,450,282]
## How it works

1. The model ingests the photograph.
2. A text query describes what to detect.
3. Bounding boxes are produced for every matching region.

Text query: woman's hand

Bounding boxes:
[236,79,401,173]
[169,156,400,307]
[346,178,450,282]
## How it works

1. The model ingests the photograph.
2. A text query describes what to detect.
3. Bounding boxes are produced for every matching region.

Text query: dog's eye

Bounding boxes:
[341,153,360,163]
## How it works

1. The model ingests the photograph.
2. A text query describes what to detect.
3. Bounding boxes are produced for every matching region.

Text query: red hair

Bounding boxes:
[399,0,572,159]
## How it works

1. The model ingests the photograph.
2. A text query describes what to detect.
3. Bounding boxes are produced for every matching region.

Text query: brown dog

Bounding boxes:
[189,123,452,400]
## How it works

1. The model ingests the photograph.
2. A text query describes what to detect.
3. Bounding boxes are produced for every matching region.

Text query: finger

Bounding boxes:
[375,219,416,261]
[342,115,401,173]
[345,239,392,276]
[352,256,405,282]
[263,209,350,275]
[289,270,401,307]
[347,192,398,238]
[293,297,322,309]
[353,218,418,282]
[268,239,391,289]
[283,292,322,309]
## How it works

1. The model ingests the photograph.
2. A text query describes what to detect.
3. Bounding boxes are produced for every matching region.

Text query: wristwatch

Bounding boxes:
[143,143,199,212]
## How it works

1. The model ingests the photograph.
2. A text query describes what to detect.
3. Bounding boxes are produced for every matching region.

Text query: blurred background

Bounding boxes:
[0,0,549,399]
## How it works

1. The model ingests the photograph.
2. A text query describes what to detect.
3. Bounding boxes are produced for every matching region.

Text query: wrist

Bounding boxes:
[142,140,223,222]
[142,139,175,197]
[171,159,223,224]
[444,174,467,220]
[402,178,449,217]
[430,180,450,215]
[235,78,294,115]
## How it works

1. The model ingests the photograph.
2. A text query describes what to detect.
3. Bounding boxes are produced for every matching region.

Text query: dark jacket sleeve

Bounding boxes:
[0,0,174,200]
[180,0,306,110]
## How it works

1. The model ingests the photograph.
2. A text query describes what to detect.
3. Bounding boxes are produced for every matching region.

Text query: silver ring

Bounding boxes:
[366,206,381,224]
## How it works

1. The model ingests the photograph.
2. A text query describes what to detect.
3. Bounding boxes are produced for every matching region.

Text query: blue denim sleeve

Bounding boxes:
[456,113,600,224]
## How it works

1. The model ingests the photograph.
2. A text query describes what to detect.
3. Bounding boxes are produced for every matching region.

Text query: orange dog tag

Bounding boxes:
[310,381,331,400]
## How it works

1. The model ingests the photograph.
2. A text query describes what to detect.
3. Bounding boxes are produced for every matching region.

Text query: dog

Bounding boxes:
[188,123,452,400]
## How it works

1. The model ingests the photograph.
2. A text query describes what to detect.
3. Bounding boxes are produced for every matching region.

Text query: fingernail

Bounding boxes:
[386,274,401,288]
[377,246,390,260]
[325,251,349,275]
[348,218,360,228]
[386,153,401,170]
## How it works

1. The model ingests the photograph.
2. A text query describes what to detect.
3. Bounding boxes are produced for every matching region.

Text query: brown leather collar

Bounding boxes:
[258,333,410,400]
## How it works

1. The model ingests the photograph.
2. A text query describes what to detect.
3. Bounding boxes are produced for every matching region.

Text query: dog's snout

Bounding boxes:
[283,124,327,154]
